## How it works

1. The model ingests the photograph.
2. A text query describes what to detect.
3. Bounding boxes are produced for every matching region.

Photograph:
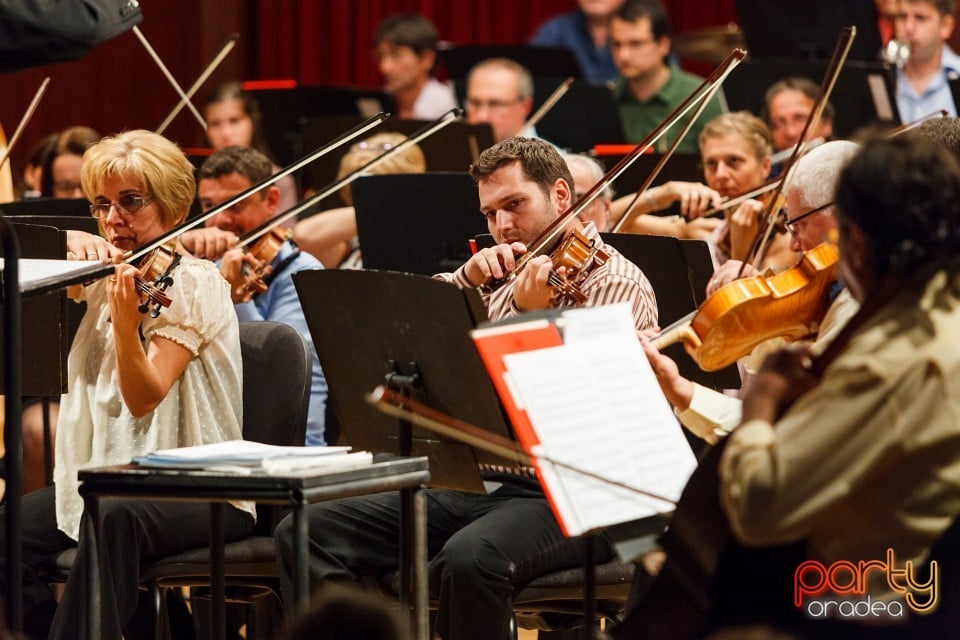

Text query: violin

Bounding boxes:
[653,242,838,371]
[237,226,292,300]
[132,243,181,317]
[545,227,609,304]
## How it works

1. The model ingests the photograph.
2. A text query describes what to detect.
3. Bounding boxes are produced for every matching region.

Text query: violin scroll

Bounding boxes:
[134,244,181,317]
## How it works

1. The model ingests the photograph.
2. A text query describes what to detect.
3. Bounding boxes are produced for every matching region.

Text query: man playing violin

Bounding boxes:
[273,137,658,640]
[182,145,330,446]
[0,130,255,639]
[639,140,860,442]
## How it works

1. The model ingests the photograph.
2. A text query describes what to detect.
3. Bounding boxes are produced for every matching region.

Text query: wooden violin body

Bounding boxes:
[134,244,181,317]
[659,243,838,371]
[546,227,608,304]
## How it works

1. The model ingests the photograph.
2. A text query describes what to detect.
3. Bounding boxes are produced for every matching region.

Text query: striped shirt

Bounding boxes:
[435,222,658,330]
[435,222,658,480]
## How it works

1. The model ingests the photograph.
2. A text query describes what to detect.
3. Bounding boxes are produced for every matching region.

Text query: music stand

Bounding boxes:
[0,198,91,217]
[438,44,582,80]
[299,116,494,208]
[722,59,900,137]
[602,234,740,392]
[537,80,626,152]
[248,86,397,168]
[353,173,487,275]
[734,0,882,61]
[293,269,524,493]
[0,214,111,631]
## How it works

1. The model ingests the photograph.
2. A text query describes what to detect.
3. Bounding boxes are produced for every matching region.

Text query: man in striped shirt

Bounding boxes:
[274,137,658,640]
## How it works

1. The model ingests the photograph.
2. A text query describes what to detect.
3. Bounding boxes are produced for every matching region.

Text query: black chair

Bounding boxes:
[48,321,312,639]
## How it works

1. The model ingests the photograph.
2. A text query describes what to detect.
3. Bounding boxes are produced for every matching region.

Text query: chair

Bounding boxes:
[48,320,312,639]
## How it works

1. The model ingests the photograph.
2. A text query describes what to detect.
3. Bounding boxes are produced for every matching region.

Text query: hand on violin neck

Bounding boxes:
[659,181,723,220]
[179,227,239,261]
[513,255,558,312]
[220,249,266,303]
[741,347,818,424]
[462,242,526,287]
[706,260,758,297]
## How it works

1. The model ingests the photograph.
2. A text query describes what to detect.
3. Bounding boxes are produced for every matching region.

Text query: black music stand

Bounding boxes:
[0,215,112,631]
[596,153,705,210]
[0,198,91,218]
[353,173,487,275]
[602,233,740,395]
[293,269,525,493]
[734,0,882,61]
[537,80,626,152]
[247,85,397,167]
[438,44,582,80]
[299,116,494,206]
[722,59,900,137]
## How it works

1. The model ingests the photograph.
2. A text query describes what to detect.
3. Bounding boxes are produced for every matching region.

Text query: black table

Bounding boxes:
[78,455,430,640]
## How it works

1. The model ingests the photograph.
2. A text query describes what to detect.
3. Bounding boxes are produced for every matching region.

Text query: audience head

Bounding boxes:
[784,140,858,252]
[465,58,534,143]
[82,130,195,242]
[563,153,613,231]
[198,145,279,235]
[834,132,960,299]
[281,585,407,640]
[762,76,835,152]
[375,13,441,95]
[336,131,426,206]
[203,81,273,158]
[41,126,101,198]
[578,0,627,21]
[469,137,574,243]
[610,0,672,79]
[698,111,773,198]
[917,115,960,160]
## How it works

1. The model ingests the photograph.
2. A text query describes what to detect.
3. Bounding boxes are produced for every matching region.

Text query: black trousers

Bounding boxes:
[0,486,254,640]
[274,481,612,640]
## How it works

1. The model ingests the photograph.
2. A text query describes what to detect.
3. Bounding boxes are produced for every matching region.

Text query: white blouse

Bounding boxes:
[54,256,254,540]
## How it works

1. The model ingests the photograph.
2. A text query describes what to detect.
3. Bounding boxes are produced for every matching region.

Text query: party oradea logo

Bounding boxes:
[794,549,938,620]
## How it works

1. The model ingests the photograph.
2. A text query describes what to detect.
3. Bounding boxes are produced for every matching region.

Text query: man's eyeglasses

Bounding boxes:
[465,98,522,112]
[785,201,832,236]
[90,194,155,219]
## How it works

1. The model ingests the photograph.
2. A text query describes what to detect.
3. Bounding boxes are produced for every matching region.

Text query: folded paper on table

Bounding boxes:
[132,440,371,474]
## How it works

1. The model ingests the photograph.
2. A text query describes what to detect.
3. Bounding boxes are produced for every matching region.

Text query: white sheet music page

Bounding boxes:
[502,303,696,536]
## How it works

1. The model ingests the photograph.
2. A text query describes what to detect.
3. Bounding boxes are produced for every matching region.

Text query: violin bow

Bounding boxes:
[0,77,50,172]
[515,77,573,138]
[742,26,856,275]
[125,112,389,264]
[610,51,745,233]
[235,108,464,250]
[366,385,677,508]
[518,48,747,273]
[156,33,239,135]
[133,25,208,131]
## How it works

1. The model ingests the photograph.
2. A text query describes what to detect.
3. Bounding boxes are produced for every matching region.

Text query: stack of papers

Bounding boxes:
[132,440,373,475]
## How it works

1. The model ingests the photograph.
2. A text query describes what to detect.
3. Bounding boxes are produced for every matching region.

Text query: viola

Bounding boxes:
[653,242,838,371]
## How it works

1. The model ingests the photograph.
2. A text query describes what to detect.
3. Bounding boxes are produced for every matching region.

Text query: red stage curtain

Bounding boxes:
[253,0,736,86]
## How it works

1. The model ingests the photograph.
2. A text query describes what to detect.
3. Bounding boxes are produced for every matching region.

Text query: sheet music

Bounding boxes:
[0,258,108,293]
[502,305,696,536]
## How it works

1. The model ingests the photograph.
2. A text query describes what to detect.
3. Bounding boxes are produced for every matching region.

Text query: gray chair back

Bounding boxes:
[238,321,311,449]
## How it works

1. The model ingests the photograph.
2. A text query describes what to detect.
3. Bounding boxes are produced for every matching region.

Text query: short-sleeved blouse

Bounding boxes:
[54,256,254,540]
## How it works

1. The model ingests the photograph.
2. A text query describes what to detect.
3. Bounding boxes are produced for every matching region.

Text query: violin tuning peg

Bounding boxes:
[138,302,149,315]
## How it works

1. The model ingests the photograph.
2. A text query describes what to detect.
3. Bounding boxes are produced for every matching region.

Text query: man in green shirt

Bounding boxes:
[610,0,724,153]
